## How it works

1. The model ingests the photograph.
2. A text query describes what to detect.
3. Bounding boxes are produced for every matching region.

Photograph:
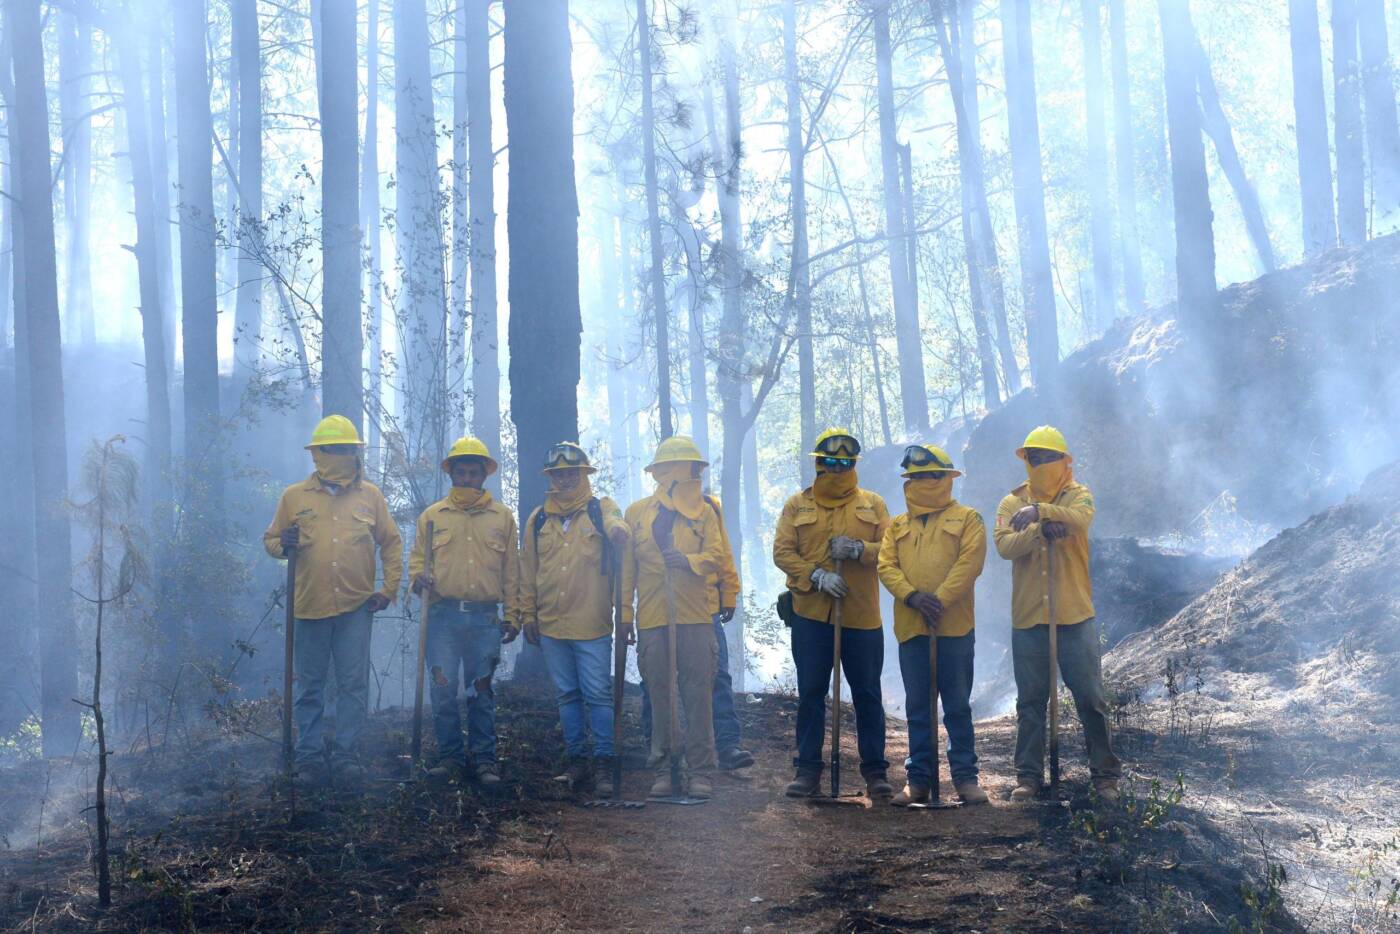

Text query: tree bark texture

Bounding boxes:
[1108,0,1146,311]
[466,0,502,493]
[1332,0,1366,245]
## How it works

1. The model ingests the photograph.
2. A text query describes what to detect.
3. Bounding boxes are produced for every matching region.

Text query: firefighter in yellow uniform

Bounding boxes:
[408,438,521,785]
[994,426,1120,803]
[773,429,893,800]
[877,444,988,806]
[520,442,630,794]
[621,437,731,800]
[263,415,403,785]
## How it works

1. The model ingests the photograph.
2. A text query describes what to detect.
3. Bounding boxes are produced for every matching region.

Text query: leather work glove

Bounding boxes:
[1010,505,1040,532]
[828,535,864,561]
[811,567,849,598]
[1042,520,1070,541]
[523,621,541,645]
[364,593,391,613]
[500,619,521,644]
[907,591,943,625]
[660,547,691,570]
[718,606,736,623]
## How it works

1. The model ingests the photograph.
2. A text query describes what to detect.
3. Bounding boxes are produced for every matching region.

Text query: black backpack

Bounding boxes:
[531,498,613,575]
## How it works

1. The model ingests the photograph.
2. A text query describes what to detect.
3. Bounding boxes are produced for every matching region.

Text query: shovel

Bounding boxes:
[909,618,960,811]
[1047,539,1060,799]
[397,519,435,782]
[808,558,863,807]
[648,564,706,806]
[584,559,645,809]
[282,542,298,782]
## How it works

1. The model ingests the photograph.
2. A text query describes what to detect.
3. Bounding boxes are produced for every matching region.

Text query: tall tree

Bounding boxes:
[635,0,673,437]
[1193,31,1276,273]
[783,0,815,482]
[873,0,928,432]
[1107,0,1146,311]
[1081,0,1115,328]
[601,211,632,498]
[147,2,177,371]
[504,0,581,522]
[1288,0,1336,256]
[466,0,501,492]
[362,0,385,463]
[1332,0,1366,245]
[58,0,93,345]
[318,0,362,428]
[394,0,449,471]
[6,0,78,755]
[231,0,262,387]
[1357,0,1400,225]
[1158,0,1217,320]
[999,0,1059,383]
[449,0,470,439]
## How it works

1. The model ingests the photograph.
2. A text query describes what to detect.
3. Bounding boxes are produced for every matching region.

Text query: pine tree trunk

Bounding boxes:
[466,0,501,493]
[601,211,632,497]
[231,0,263,386]
[1357,0,1400,226]
[1332,0,1366,245]
[449,0,470,440]
[783,0,814,484]
[147,4,178,373]
[1082,0,1116,329]
[1288,0,1336,255]
[874,1,928,432]
[1193,31,1276,273]
[740,381,765,594]
[362,0,384,466]
[1108,0,1146,310]
[636,0,673,438]
[1158,0,1217,321]
[999,0,1059,384]
[6,0,78,756]
[319,0,363,429]
[58,0,93,346]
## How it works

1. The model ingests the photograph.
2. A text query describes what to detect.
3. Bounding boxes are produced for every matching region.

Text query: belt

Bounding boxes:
[448,600,499,614]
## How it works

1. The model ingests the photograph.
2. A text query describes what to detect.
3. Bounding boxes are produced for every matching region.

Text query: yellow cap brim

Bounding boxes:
[542,464,597,475]
[442,456,499,476]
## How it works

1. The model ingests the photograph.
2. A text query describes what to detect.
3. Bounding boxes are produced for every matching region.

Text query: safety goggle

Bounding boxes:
[900,446,953,471]
[816,455,856,470]
[814,434,861,458]
[544,443,588,469]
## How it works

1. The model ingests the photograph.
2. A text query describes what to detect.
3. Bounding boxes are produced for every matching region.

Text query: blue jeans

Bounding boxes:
[791,614,888,777]
[898,632,977,787]
[294,603,373,768]
[641,614,745,752]
[1013,618,1121,782]
[426,604,502,767]
[540,634,615,758]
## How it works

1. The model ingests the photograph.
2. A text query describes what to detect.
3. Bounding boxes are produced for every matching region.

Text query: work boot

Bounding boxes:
[475,762,502,786]
[718,746,756,770]
[594,758,617,797]
[956,781,990,805]
[1010,778,1041,802]
[426,762,463,781]
[891,783,931,807]
[1093,778,1121,804]
[687,774,713,799]
[784,769,821,798]
[553,756,592,790]
[865,774,894,801]
[650,772,681,799]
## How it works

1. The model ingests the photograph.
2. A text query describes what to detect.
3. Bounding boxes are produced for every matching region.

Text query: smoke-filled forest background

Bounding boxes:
[3,0,1400,762]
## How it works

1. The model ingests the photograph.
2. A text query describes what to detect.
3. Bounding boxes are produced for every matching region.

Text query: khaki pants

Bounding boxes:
[638,623,718,775]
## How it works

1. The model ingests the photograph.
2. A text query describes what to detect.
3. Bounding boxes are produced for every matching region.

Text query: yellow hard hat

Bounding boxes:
[441,436,499,475]
[646,436,708,471]
[810,428,861,460]
[1015,425,1072,461]
[542,441,596,474]
[900,443,963,478]
[305,414,364,449]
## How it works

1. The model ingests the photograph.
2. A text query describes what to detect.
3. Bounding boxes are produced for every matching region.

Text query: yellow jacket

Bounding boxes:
[408,494,522,624]
[622,494,728,630]
[521,497,629,640]
[263,474,404,620]
[878,503,987,642]
[993,480,1095,630]
[773,488,891,630]
[708,496,742,611]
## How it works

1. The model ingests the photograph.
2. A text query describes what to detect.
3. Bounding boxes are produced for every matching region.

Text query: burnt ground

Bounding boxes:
[0,679,1317,933]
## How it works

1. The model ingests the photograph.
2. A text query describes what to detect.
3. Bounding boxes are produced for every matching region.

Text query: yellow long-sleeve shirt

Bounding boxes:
[263,474,404,620]
[773,488,890,630]
[521,497,629,640]
[877,503,987,642]
[622,495,727,630]
[993,480,1096,629]
[408,494,521,624]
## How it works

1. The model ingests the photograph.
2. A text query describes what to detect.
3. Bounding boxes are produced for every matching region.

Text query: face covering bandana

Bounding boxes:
[1026,459,1072,503]
[904,477,953,517]
[652,463,705,520]
[545,473,593,516]
[812,468,859,508]
[449,487,490,510]
[312,449,360,487]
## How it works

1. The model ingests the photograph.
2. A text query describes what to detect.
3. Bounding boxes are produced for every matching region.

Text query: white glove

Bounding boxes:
[811,567,849,598]
[828,536,864,561]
